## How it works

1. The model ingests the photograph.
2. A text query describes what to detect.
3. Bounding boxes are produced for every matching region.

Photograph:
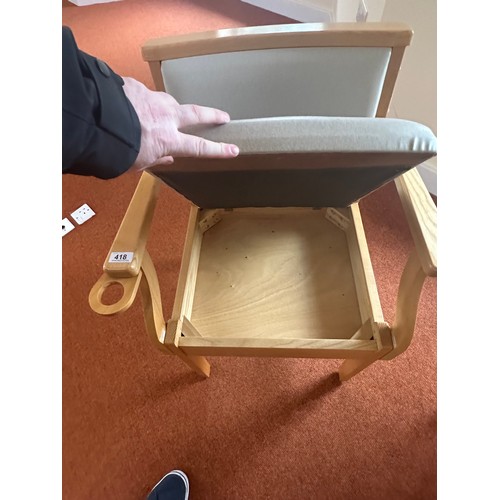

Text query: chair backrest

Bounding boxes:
[142,23,412,119]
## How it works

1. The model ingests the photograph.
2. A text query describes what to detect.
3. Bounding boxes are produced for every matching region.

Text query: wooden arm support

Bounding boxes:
[383,249,427,360]
[384,168,437,360]
[104,172,161,278]
[394,167,437,277]
[88,270,142,316]
[88,172,169,351]
[89,250,169,353]
[89,248,211,376]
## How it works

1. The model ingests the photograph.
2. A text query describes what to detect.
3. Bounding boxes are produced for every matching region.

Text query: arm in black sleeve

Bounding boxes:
[62,26,141,179]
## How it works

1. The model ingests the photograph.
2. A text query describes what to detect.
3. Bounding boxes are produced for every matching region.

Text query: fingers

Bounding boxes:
[173,133,239,158]
[176,104,230,128]
[174,104,238,158]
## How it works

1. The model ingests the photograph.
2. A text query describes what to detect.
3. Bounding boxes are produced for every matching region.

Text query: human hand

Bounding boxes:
[122,77,239,171]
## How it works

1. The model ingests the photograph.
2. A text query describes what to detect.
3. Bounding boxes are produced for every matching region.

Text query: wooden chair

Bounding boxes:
[89,23,437,381]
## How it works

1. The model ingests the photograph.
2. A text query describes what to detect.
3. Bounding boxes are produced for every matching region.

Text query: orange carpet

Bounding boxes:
[62,2,437,499]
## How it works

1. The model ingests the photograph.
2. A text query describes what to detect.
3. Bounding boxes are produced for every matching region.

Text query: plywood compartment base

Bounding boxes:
[191,208,362,340]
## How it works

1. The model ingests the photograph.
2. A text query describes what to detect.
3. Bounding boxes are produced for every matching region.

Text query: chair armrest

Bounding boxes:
[394,168,437,277]
[104,172,161,278]
[89,271,143,316]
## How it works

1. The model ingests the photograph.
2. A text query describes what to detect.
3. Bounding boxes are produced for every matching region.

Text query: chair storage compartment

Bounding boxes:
[171,206,391,361]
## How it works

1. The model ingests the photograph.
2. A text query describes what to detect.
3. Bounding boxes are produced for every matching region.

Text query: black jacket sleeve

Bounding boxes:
[62,26,141,179]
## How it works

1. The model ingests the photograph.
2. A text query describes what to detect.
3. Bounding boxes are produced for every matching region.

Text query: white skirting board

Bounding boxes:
[68,0,122,6]
[241,0,334,22]
[241,0,386,22]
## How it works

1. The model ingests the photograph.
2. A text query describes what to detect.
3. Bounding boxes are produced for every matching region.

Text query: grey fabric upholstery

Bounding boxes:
[162,47,391,119]
[149,116,437,208]
[181,117,437,155]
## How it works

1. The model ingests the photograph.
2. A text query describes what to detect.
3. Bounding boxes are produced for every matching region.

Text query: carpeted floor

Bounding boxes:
[62,2,437,498]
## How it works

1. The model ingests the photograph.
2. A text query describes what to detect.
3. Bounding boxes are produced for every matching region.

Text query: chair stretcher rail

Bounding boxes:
[178,337,380,359]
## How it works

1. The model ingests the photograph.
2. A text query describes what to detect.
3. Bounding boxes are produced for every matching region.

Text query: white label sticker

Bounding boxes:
[109,252,134,263]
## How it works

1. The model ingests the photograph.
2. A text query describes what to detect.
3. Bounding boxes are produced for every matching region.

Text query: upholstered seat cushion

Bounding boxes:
[148,117,437,208]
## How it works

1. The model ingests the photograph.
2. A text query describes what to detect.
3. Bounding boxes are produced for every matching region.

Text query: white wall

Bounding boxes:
[241,0,438,193]
[242,0,386,22]
[382,0,436,132]
[382,0,437,194]
[242,0,436,135]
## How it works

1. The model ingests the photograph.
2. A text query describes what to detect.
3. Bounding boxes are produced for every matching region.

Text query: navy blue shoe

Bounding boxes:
[147,470,189,500]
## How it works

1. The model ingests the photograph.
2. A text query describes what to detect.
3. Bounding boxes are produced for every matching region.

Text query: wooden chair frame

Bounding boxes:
[89,23,436,381]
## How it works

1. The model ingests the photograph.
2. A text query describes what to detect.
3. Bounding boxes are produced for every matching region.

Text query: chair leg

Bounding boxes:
[169,345,211,378]
[339,356,378,381]
[340,322,394,381]
[139,251,210,378]
[165,320,210,378]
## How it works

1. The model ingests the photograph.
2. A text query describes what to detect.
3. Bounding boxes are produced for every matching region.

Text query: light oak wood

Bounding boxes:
[345,203,385,345]
[165,320,210,378]
[170,348,210,378]
[395,168,437,276]
[376,46,407,117]
[139,250,169,351]
[178,336,379,359]
[148,61,165,92]
[339,322,393,380]
[140,251,211,376]
[199,209,222,233]
[88,271,142,316]
[170,206,203,320]
[189,208,362,340]
[181,316,204,338]
[165,206,203,346]
[165,319,211,377]
[142,22,412,62]
[90,244,211,376]
[325,207,351,231]
[349,319,374,340]
[383,249,427,360]
[104,172,161,278]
